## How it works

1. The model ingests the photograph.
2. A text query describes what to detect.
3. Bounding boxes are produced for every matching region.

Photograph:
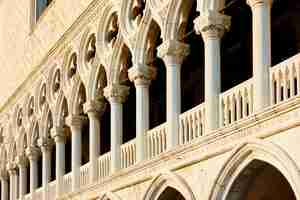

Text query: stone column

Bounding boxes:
[194,11,231,131]
[0,170,8,200]
[16,155,28,198]
[26,147,40,193]
[157,40,189,149]
[104,84,129,173]
[7,162,18,200]
[128,65,156,161]
[37,137,53,198]
[50,127,65,197]
[66,115,86,191]
[84,100,106,183]
[247,0,272,111]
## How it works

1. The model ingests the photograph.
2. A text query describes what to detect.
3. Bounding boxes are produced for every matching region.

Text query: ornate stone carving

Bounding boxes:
[128,64,157,86]
[66,115,88,129]
[194,11,231,40]
[157,40,190,65]
[16,155,28,168]
[0,169,8,180]
[37,137,54,153]
[25,146,40,161]
[50,126,66,143]
[83,100,107,118]
[104,84,129,104]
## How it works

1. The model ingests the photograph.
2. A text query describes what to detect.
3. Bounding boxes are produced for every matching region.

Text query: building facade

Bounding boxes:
[0,0,300,199]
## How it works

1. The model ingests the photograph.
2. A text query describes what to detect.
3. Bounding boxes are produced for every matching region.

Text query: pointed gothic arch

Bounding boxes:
[209,139,300,200]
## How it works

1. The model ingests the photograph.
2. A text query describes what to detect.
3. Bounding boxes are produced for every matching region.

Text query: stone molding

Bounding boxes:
[194,11,231,40]
[104,84,130,104]
[157,40,190,65]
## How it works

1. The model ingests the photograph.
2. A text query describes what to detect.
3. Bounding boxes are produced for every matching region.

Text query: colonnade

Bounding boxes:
[0,0,273,199]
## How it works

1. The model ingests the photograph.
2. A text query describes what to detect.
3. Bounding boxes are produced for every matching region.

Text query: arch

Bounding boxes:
[143,172,196,200]
[39,104,53,138]
[53,91,69,127]
[209,139,300,200]
[27,120,39,147]
[97,192,121,200]
[46,63,62,105]
[86,64,107,101]
[69,80,87,115]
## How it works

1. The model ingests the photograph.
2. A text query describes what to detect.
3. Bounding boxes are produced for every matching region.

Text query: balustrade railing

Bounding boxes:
[48,180,56,200]
[80,162,90,187]
[220,79,254,126]
[271,54,300,104]
[62,172,72,194]
[179,103,205,144]
[146,123,167,159]
[121,139,136,168]
[98,152,111,180]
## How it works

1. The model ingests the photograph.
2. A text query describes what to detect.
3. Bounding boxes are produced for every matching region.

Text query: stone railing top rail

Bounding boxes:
[271,53,300,73]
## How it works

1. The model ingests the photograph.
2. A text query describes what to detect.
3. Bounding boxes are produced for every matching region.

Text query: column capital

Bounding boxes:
[83,100,107,118]
[50,126,66,143]
[66,115,87,129]
[16,155,28,168]
[37,137,54,153]
[104,84,129,104]
[128,64,157,86]
[247,0,272,8]
[6,162,17,175]
[157,40,190,65]
[25,146,40,161]
[194,11,231,39]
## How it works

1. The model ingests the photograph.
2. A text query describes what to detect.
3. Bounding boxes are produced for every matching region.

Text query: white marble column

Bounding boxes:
[37,137,53,199]
[26,147,40,194]
[0,171,8,200]
[84,100,106,183]
[50,127,65,197]
[128,65,156,161]
[247,0,272,111]
[157,40,189,149]
[194,11,231,131]
[66,115,85,191]
[7,163,18,200]
[16,155,28,198]
[104,84,129,173]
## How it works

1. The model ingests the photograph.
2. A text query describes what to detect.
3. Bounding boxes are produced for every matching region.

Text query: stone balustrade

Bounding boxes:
[271,54,300,105]
[121,139,137,169]
[62,172,72,194]
[221,79,254,126]
[179,103,205,144]
[80,162,90,187]
[98,152,111,180]
[146,124,168,159]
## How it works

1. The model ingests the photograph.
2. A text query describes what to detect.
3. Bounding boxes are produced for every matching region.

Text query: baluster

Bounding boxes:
[179,119,184,145]
[224,98,229,126]
[192,112,197,139]
[270,73,275,105]
[290,64,295,97]
[276,70,281,103]
[230,95,235,123]
[236,93,242,120]
[283,68,288,100]
[296,62,300,95]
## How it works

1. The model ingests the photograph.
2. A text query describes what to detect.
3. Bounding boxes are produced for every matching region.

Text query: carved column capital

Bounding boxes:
[25,146,40,161]
[128,64,157,86]
[16,155,28,168]
[83,100,107,118]
[50,126,66,143]
[66,115,87,130]
[6,162,17,175]
[194,11,231,39]
[37,137,54,153]
[247,0,272,8]
[157,40,190,65]
[104,84,130,104]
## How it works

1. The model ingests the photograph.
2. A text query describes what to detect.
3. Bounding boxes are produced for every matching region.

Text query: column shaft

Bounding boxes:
[136,84,150,161]
[56,140,65,196]
[166,62,181,148]
[29,159,38,193]
[1,178,8,200]
[19,167,27,196]
[110,101,122,173]
[42,149,51,187]
[89,114,100,182]
[71,126,81,191]
[204,38,221,130]
[251,2,271,111]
